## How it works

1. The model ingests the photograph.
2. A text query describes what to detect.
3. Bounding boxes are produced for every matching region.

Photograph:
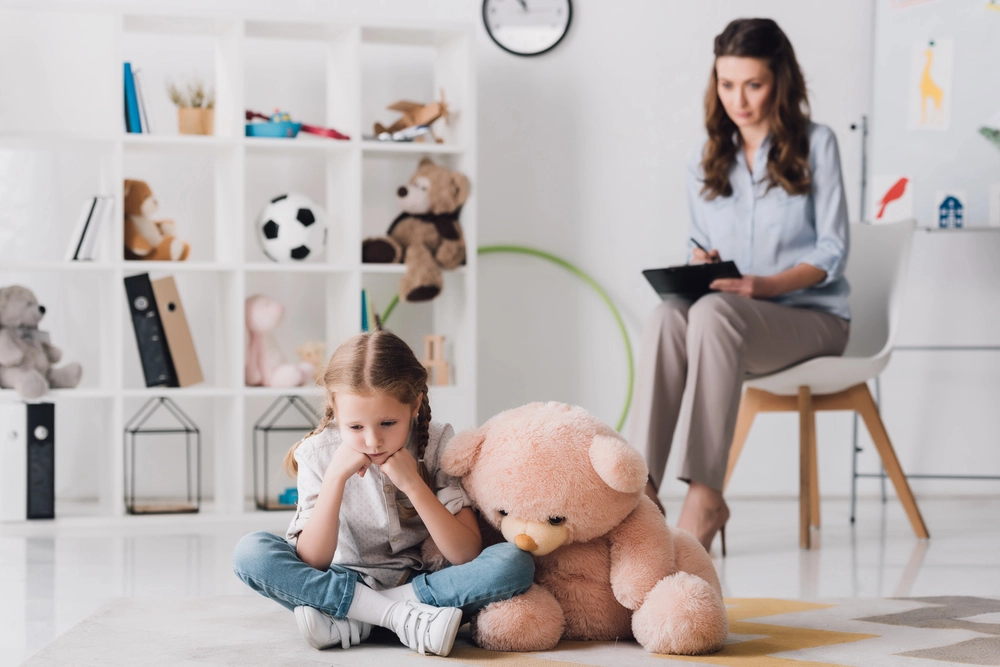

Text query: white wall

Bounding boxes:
[15,0,1000,500]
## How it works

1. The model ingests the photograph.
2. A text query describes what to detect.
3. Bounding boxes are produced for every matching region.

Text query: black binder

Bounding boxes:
[642,261,742,300]
[124,273,178,387]
[26,403,55,520]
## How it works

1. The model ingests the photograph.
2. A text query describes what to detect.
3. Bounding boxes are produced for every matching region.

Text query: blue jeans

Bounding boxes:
[232,531,534,620]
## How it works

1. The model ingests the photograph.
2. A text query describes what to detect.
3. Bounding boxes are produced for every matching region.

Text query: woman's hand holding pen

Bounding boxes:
[691,247,721,265]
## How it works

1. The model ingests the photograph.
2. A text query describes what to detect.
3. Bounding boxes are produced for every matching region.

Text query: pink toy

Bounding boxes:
[440,402,728,655]
[244,294,315,388]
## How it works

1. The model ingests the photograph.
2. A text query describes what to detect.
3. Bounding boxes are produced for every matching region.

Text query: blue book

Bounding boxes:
[123,62,142,133]
[361,289,369,331]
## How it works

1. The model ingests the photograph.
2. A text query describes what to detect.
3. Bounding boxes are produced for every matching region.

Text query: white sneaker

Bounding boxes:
[294,605,371,650]
[392,601,463,656]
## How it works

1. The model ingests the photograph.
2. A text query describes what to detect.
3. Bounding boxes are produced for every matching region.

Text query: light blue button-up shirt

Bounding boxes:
[687,122,851,320]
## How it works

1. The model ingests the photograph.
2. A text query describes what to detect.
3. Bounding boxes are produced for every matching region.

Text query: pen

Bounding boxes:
[690,237,720,263]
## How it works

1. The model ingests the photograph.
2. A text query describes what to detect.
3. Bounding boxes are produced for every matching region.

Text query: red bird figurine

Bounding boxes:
[876,177,909,219]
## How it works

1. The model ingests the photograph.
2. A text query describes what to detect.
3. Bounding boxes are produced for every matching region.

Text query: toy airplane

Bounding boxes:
[373,89,449,143]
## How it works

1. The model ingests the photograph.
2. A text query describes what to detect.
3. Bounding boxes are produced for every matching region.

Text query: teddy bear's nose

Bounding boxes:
[397,186,408,197]
[38,305,45,315]
[514,534,538,552]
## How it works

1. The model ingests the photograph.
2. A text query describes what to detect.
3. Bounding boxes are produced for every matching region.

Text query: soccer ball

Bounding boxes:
[255,193,327,262]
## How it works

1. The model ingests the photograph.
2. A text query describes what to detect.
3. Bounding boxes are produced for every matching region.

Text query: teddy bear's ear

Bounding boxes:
[440,426,487,477]
[450,171,470,207]
[589,434,648,494]
[418,157,435,168]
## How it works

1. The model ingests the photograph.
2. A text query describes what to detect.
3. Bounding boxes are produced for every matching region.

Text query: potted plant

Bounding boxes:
[168,78,215,136]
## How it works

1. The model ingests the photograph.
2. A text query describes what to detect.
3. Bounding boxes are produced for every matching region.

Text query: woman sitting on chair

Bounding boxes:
[632,18,851,554]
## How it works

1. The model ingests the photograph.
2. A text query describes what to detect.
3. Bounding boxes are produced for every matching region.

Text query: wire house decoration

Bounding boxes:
[254,395,320,510]
[123,397,201,515]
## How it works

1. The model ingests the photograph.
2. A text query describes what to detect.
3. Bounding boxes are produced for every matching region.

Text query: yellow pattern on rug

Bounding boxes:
[663,599,877,666]
[419,599,879,667]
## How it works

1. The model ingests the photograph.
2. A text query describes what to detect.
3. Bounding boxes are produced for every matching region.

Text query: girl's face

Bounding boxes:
[335,391,419,465]
[715,56,774,134]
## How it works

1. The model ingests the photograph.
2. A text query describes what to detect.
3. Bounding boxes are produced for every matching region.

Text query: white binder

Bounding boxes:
[0,402,27,522]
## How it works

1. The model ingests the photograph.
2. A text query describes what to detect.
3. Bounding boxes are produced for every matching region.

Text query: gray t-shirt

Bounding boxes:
[285,420,471,589]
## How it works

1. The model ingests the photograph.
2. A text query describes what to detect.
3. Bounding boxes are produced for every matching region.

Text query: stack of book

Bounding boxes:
[123,62,151,134]
[65,195,113,261]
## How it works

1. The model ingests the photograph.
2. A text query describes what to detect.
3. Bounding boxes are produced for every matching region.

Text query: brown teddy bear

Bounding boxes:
[0,285,82,399]
[361,158,468,302]
[440,402,729,656]
[123,179,190,261]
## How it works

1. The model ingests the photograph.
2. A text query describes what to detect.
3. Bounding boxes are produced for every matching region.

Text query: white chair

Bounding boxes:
[723,220,929,549]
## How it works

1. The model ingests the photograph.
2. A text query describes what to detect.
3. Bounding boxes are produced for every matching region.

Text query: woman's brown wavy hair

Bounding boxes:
[283,327,432,519]
[701,18,811,200]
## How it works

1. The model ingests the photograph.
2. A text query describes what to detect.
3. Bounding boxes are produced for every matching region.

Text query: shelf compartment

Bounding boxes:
[245,150,356,266]
[244,23,358,144]
[360,27,470,147]
[0,147,116,264]
[121,16,241,139]
[121,270,237,391]
[361,152,470,245]
[0,270,117,392]
[121,394,234,520]
[123,150,222,263]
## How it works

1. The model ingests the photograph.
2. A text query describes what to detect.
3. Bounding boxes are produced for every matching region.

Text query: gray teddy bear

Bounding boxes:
[0,285,82,399]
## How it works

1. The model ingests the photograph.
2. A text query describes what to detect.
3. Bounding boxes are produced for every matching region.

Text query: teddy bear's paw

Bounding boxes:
[16,370,49,400]
[48,362,82,390]
[405,284,441,302]
[170,239,190,261]
[362,238,401,264]
[472,585,565,652]
[434,242,465,269]
[632,571,728,655]
[267,364,308,388]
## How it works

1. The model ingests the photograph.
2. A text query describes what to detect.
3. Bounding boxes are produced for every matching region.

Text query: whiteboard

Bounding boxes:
[870,0,1000,227]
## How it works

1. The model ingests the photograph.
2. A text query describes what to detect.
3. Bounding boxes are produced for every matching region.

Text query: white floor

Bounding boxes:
[2,496,999,666]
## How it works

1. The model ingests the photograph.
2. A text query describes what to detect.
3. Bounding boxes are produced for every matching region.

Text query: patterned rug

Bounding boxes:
[21,595,1000,666]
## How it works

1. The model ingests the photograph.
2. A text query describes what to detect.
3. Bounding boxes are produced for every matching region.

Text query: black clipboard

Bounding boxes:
[642,261,742,300]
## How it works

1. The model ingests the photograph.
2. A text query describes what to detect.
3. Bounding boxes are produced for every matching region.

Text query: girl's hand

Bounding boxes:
[710,275,776,299]
[379,448,424,495]
[327,444,373,484]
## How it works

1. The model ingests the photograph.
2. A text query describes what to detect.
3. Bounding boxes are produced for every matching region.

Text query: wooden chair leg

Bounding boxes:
[797,386,813,549]
[851,384,930,539]
[724,388,762,492]
[809,402,820,529]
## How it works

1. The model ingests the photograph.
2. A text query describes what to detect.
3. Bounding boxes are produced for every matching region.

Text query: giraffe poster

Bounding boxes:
[908,38,953,131]
[870,174,914,223]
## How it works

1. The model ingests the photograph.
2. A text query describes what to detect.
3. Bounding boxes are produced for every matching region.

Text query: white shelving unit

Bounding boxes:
[0,5,477,526]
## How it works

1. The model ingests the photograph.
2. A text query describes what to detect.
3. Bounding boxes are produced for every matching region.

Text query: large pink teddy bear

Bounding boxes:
[440,402,728,655]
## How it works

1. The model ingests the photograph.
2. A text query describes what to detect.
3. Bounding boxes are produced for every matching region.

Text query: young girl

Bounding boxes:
[233,329,534,656]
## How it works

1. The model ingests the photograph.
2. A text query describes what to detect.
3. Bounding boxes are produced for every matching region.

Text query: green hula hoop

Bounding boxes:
[379,245,634,432]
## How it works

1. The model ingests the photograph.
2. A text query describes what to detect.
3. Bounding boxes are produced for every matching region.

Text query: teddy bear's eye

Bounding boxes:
[548,516,565,526]
[498,509,508,517]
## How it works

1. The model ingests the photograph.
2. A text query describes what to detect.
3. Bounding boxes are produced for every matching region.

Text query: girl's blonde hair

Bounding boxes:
[283,328,432,518]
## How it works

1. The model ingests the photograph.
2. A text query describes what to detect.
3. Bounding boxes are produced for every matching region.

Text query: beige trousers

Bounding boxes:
[630,292,850,492]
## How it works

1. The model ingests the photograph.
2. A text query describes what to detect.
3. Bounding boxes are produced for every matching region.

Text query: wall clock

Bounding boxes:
[482,0,572,57]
